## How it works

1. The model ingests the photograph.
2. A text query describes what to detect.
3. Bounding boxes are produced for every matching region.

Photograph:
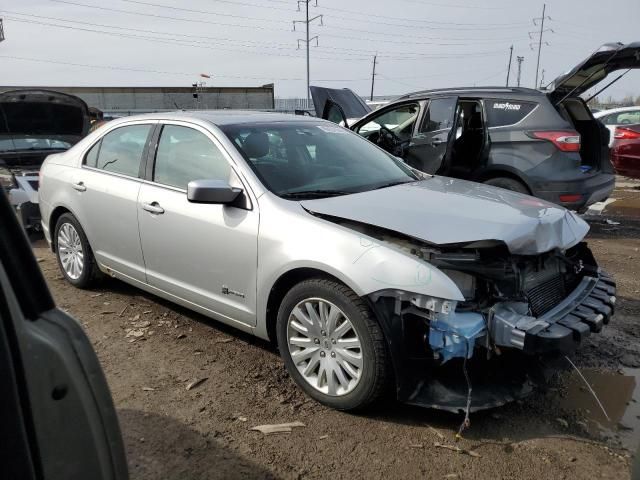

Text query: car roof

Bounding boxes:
[395,86,543,101]
[594,106,640,117]
[107,110,319,127]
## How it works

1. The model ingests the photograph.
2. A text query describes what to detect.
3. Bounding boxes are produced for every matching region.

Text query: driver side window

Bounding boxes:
[355,103,420,141]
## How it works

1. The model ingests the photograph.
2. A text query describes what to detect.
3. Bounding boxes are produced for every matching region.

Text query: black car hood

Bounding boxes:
[547,42,640,103]
[309,86,372,120]
[0,89,90,142]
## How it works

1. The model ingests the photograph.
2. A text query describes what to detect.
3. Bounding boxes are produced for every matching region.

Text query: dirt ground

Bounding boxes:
[34,225,640,480]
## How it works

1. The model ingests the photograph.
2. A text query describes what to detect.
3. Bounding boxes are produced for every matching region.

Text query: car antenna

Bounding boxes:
[564,355,610,421]
[584,69,631,103]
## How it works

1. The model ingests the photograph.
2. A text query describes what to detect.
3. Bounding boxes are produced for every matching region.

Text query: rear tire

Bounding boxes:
[483,177,529,194]
[54,213,101,289]
[276,278,391,411]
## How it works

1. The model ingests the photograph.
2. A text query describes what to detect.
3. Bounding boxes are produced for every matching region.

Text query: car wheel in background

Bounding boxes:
[54,213,101,288]
[276,278,391,411]
[483,177,529,195]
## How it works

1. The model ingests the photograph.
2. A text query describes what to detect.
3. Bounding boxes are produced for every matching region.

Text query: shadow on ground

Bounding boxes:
[118,409,275,480]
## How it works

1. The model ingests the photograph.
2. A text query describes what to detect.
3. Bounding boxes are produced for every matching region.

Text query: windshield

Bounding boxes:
[221,121,418,198]
[0,137,72,153]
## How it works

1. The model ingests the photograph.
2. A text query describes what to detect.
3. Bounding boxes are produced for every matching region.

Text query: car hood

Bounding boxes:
[547,42,640,103]
[0,89,90,141]
[300,177,589,255]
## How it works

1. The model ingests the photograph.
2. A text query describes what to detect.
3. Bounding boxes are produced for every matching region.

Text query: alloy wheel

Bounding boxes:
[286,298,363,396]
[57,222,84,280]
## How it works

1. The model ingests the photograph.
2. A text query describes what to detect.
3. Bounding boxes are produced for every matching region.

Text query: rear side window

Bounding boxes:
[87,125,152,177]
[485,99,536,127]
[153,125,231,189]
[84,141,100,168]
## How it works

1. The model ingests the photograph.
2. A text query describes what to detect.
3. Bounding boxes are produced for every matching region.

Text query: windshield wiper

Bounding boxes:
[373,180,413,190]
[280,189,353,199]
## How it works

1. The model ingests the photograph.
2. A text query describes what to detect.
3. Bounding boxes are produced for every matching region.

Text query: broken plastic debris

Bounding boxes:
[434,442,481,458]
[605,219,621,225]
[186,378,208,391]
[250,421,306,435]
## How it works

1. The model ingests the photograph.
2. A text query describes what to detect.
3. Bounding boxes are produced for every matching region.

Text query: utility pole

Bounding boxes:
[370,55,377,101]
[516,56,524,87]
[293,1,323,108]
[505,45,513,86]
[530,4,552,89]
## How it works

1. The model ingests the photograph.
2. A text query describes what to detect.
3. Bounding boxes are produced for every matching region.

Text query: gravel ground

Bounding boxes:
[33,227,639,480]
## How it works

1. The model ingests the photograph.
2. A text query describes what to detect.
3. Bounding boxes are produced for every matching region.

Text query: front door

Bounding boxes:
[352,102,421,158]
[403,97,458,174]
[137,122,258,327]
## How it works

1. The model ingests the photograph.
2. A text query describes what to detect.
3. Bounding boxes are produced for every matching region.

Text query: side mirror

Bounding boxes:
[187,179,242,204]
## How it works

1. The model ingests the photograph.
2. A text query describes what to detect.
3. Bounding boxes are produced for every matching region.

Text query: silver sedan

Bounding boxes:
[39,111,616,412]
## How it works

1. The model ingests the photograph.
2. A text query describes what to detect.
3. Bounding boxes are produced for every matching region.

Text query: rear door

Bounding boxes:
[75,122,156,282]
[403,97,458,174]
[137,121,259,327]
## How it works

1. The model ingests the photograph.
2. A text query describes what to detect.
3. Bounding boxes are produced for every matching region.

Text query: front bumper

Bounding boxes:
[490,271,616,355]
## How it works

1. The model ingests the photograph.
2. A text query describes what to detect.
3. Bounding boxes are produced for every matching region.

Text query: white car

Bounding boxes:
[594,106,640,146]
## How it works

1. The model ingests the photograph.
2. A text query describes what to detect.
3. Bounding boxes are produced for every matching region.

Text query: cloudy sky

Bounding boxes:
[1,0,638,100]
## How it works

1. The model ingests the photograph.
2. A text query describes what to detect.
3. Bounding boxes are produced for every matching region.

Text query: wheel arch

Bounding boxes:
[475,167,533,194]
[264,267,358,344]
[49,205,75,251]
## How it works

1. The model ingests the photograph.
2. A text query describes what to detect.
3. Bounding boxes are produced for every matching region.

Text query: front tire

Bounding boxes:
[54,213,101,289]
[276,278,391,411]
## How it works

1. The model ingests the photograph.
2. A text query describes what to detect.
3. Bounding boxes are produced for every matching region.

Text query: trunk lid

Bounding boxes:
[547,42,640,103]
[301,177,589,255]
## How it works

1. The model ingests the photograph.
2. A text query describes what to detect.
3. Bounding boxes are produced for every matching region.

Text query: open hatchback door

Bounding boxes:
[309,86,372,128]
[547,42,640,104]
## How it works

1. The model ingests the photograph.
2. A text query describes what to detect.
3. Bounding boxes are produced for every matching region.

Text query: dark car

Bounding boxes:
[311,42,640,211]
[611,124,640,179]
[0,89,90,230]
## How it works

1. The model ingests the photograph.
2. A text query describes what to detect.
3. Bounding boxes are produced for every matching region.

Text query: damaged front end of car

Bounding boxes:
[365,234,616,412]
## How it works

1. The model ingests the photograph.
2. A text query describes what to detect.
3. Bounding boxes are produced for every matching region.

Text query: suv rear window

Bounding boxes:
[485,99,536,127]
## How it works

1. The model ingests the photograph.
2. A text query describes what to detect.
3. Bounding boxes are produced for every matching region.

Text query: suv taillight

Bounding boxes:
[614,126,640,139]
[528,130,581,152]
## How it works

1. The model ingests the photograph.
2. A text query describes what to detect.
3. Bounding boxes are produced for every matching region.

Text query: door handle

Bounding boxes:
[72,181,87,192]
[431,139,444,146]
[142,202,165,215]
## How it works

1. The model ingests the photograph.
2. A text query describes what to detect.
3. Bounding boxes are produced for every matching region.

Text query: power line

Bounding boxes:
[0,10,515,58]
[44,1,532,49]
[1,12,513,62]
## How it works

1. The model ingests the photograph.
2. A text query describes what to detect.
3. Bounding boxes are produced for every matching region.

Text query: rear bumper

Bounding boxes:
[533,173,615,210]
[490,271,616,355]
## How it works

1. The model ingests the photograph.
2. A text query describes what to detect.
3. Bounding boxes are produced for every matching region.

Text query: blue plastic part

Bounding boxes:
[580,165,592,173]
[429,312,486,363]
